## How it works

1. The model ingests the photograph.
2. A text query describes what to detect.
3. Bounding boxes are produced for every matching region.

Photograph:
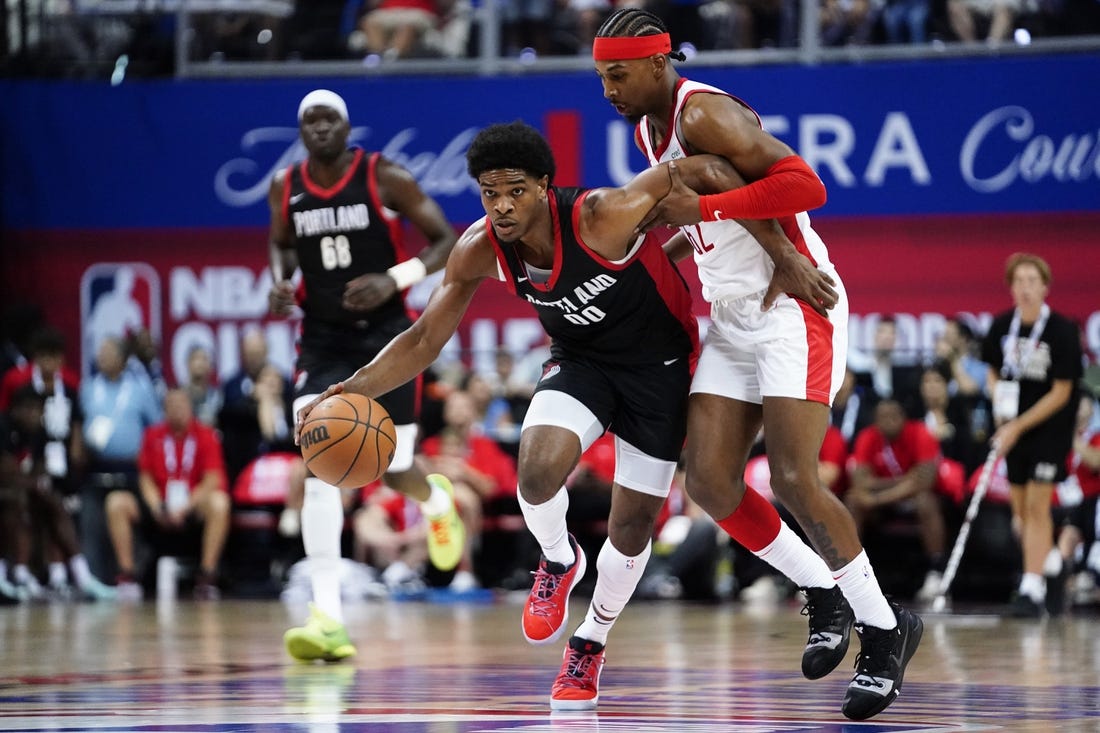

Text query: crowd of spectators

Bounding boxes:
[3,0,1099,78]
[1,301,1098,617]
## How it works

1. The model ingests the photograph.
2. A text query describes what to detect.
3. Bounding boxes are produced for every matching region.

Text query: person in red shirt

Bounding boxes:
[353,480,428,593]
[848,398,947,602]
[358,0,441,60]
[819,424,850,497]
[105,388,230,601]
[1046,395,1100,613]
[0,328,81,411]
[0,328,84,489]
[418,388,519,590]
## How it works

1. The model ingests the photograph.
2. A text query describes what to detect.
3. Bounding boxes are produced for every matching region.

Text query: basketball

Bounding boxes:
[299,393,398,489]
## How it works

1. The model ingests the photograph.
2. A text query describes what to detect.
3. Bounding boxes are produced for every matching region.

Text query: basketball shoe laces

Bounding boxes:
[850,623,898,690]
[528,566,565,619]
[802,588,847,645]
[558,645,601,690]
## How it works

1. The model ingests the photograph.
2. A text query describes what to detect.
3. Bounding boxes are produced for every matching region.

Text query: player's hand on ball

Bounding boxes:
[295,382,344,445]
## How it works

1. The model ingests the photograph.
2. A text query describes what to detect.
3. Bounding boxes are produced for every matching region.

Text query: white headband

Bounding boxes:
[298,89,349,122]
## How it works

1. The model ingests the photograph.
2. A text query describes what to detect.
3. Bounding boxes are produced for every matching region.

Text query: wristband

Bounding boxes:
[385,258,427,291]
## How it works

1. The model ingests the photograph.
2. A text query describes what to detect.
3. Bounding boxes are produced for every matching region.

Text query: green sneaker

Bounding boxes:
[425,473,465,572]
[284,603,357,662]
[78,575,117,602]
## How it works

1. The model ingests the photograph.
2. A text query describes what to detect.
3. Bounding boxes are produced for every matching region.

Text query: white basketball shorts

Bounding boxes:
[691,271,849,406]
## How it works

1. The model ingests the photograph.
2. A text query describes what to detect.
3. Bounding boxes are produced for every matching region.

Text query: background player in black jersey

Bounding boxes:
[268,89,462,662]
[982,252,1083,618]
[296,121,839,710]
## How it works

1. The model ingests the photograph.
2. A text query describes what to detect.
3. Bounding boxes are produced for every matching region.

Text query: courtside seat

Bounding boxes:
[227,452,301,592]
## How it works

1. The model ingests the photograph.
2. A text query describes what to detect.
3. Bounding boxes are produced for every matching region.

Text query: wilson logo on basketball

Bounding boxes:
[300,425,332,450]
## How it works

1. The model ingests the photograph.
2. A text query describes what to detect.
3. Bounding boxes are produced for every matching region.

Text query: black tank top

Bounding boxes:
[488,187,698,365]
[283,149,411,346]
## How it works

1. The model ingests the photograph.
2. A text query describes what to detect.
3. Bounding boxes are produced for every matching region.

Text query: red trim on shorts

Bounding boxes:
[716,485,781,552]
[779,214,818,267]
[799,300,834,404]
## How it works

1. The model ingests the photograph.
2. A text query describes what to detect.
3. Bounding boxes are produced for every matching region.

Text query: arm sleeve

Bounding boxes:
[698,155,826,221]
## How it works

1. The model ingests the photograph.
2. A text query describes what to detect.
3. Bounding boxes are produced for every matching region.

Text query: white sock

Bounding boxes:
[302,477,345,622]
[518,486,574,565]
[833,550,896,629]
[13,565,39,589]
[1042,548,1063,577]
[1088,542,1100,575]
[48,562,68,588]
[421,479,453,518]
[574,539,651,645]
[755,522,835,589]
[70,554,94,587]
[1019,572,1045,602]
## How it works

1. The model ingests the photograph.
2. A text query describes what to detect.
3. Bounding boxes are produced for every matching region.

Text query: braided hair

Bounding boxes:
[595,9,686,61]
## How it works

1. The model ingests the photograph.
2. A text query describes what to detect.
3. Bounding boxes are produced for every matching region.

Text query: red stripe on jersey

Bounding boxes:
[779,214,818,267]
[645,78,687,161]
[483,219,518,296]
[280,164,293,226]
[799,299,834,405]
[636,240,700,369]
[300,148,365,200]
[366,152,408,263]
[542,191,565,291]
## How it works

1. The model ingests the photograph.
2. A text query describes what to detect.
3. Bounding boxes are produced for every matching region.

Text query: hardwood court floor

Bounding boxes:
[1,595,1099,732]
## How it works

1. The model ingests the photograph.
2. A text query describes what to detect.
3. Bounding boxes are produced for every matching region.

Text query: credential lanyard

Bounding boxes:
[1001,303,1050,380]
[881,444,905,478]
[163,435,197,481]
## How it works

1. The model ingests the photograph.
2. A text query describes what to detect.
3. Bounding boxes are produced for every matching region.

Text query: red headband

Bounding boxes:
[592,33,672,61]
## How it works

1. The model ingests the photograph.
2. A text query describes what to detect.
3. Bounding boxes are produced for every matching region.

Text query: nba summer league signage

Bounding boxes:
[1,53,1097,383]
[1,54,1097,229]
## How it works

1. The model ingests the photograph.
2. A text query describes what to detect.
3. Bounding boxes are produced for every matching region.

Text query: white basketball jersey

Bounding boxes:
[637,79,833,303]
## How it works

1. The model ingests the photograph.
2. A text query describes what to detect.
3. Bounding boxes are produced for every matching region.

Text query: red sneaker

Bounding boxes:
[550,636,605,711]
[522,535,586,645]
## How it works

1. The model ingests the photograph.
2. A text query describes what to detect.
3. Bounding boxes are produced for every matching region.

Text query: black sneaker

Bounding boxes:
[1007,592,1042,618]
[1045,566,1069,617]
[800,585,854,679]
[842,604,923,721]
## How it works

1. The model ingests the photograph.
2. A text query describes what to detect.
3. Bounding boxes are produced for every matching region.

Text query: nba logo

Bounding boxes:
[80,263,161,378]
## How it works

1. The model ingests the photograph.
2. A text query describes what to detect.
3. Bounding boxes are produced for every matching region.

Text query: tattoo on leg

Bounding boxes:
[806,520,851,569]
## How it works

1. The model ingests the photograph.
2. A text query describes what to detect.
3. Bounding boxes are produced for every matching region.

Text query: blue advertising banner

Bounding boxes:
[1,52,1098,231]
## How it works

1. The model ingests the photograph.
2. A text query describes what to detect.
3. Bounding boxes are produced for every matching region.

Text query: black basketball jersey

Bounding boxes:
[283,149,411,342]
[981,306,1082,439]
[487,187,699,366]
